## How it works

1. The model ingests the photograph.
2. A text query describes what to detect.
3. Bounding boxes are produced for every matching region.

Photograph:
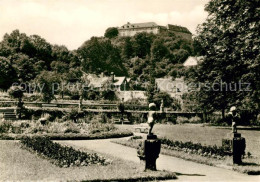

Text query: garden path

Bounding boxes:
[58,138,260,182]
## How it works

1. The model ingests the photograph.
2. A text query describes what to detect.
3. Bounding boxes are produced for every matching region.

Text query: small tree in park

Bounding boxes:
[8,86,24,119]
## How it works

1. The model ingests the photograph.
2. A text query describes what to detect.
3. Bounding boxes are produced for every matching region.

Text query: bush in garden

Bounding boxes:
[88,120,116,134]
[0,120,12,133]
[130,135,143,140]
[47,121,66,133]
[189,116,201,123]
[24,121,47,134]
[176,116,189,124]
[64,121,80,133]
[65,109,85,123]
[20,137,109,167]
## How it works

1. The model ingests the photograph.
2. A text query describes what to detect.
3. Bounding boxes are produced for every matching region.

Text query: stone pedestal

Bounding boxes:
[233,137,246,164]
[222,132,246,165]
[144,134,161,171]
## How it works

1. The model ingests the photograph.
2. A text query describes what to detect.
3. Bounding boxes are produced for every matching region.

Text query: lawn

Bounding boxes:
[116,124,260,158]
[0,140,176,181]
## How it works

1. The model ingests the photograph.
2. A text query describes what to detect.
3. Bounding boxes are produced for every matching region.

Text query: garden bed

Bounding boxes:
[20,136,109,167]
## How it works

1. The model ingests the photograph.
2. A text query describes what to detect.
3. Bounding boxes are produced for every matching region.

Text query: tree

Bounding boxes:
[11,53,37,82]
[192,0,260,118]
[122,37,133,59]
[151,38,169,61]
[132,32,155,59]
[104,27,119,39]
[0,57,17,90]
[35,71,60,103]
[78,37,126,75]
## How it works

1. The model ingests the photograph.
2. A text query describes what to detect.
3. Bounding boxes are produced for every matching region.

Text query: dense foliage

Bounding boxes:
[0,30,81,93]
[188,0,260,118]
[0,56,17,90]
[20,137,108,167]
[0,28,195,102]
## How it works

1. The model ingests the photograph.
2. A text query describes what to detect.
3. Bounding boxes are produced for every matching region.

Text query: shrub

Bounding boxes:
[176,116,189,124]
[189,116,201,123]
[88,120,116,134]
[67,109,80,123]
[20,137,109,167]
[0,120,12,133]
[130,135,143,140]
[64,121,80,133]
[24,121,47,134]
[48,121,66,133]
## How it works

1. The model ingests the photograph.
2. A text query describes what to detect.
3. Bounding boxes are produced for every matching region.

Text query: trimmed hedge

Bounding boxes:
[160,138,227,157]
[21,136,108,167]
[0,130,133,140]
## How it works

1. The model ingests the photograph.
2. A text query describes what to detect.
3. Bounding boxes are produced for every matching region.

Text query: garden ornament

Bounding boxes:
[229,106,238,133]
[147,103,156,135]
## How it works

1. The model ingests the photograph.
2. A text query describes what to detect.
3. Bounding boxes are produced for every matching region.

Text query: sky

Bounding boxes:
[0,0,209,50]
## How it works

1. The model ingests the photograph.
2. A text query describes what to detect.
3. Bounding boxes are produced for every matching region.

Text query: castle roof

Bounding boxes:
[119,22,160,29]
[119,22,191,34]
[167,24,192,34]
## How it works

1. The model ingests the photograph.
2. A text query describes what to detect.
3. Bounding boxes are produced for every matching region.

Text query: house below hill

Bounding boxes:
[118,22,192,40]
[155,77,188,100]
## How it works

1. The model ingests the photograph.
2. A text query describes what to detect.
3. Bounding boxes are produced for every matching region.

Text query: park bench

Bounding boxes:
[134,123,149,133]
[42,104,58,108]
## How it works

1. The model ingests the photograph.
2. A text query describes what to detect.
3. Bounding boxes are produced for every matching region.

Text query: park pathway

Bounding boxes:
[58,139,260,182]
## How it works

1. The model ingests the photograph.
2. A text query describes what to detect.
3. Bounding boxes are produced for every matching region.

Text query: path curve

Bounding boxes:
[57,139,260,182]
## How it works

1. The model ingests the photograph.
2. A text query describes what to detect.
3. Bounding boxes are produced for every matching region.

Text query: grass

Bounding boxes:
[0,140,176,181]
[113,138,260,175]
[115,124,260,175]
[117,124,260,158]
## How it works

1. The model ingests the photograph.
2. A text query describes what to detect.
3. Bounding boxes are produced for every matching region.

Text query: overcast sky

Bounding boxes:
[0,0,209,50]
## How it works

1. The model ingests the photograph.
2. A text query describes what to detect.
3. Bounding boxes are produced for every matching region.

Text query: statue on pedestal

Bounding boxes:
[160,100,164,113]
[147,103,156,135]
[228,106,239,133]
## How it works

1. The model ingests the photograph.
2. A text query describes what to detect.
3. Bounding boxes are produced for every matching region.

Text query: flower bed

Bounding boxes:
[160,138,227,158]
[20,136,109,167]
[0,130,133,140]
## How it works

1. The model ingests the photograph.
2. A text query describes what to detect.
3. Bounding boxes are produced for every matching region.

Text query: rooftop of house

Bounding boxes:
[155,77,187,93]
[183,56,204,67]
[81,72,128,88]
[114,76,126,86]
[83,73,110,88]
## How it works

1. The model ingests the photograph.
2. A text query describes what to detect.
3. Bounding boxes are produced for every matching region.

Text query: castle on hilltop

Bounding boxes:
[118,22,192,40]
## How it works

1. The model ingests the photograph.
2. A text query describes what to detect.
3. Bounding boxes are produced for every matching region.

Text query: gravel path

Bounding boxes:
[58,138,260,182]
